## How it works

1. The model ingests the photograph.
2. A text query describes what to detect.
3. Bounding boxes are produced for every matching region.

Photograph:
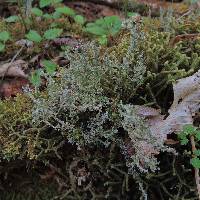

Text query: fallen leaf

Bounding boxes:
[135,105,166,141]
[162,69,200,135]
[139,69,200,140]
[0,78,29,98]
[0,60,28,78]
[15,39,34,48]
[135,105,161,117]
[66,2,122,21]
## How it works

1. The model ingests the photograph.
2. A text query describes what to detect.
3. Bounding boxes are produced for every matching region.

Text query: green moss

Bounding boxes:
[0,94,32,159]
[1,8,200,200]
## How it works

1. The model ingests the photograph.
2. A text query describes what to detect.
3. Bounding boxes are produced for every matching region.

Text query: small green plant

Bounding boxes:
[26,30,43,43]
[55,6,86,25]
[39,0,62,8]
[29,59,57,87]
[178,124,200,198]
[0,31,11,52]
[25,28,63,43]
[179,124,200,168]
[84,16,122,45]
[31,7,43,17]
[74,15,85,25]
[55,6,75,16]
[43,28,63,40]
[30,69,42,87]
[41,59,58,75]
[127,12,139,17]
[4,15,20,23]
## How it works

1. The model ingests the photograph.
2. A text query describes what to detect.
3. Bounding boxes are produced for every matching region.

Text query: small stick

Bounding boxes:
[190,135,200,200]
[1,45,25,81]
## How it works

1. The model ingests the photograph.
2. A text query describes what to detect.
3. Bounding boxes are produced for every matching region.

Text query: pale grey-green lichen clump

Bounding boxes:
[30,23,165,173]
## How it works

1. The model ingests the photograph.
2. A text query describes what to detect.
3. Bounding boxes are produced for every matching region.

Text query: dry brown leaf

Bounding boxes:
[135,105,161,117]
[135,105,166,141]
[139,70,200,141]
[0,78,29,98]
[0,60,28,78]
[162,70,200,135]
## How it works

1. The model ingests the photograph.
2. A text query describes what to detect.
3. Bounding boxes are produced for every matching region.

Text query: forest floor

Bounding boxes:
[0,0,200,200]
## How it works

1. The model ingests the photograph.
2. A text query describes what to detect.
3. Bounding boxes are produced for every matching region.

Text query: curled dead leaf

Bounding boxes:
[162,70,200,135]
[0,60,28,78]
[138,69,200,142]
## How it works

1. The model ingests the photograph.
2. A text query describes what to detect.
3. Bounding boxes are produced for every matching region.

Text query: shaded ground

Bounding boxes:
[0,0,200,199]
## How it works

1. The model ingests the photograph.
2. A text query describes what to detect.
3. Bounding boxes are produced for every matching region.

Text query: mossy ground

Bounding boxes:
[0,1,200,199]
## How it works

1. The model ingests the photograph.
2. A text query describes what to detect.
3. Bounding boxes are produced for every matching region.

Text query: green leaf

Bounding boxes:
[195,131,200,141]
[53,0,63,3]
[42,60,57,75]
[56,7,75,16]
[183,124,196,135]
[194,150,200,156]
[84,26,107,36]
[39,0,52,8]
[26,30,42,43]
[30,70,42,87]
[0,42,5,52]
[31,8,43,16]
[178,133,189,145]
[180,137,189,145]
[127,12,139,17]
[74,15,85,25]
[50,22,59,28]
[191,157,200,168]
[43,28,63,40]
[52,11,61,19]
[85,16,121,37]
[98,35,108,45]
[0,31,11,42]
[43,13,53,19]
[103,16,122,36]
[5,15,19,23]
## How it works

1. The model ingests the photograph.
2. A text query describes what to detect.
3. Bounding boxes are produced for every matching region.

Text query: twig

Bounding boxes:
[1,45,25,81]
[191,135,200,200]
[170,33,200,46]
[177,9,193,21]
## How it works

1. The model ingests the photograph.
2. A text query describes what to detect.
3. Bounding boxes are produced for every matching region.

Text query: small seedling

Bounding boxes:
[31,7,44,17]
[4,15,20,23]
[41,60,57,75]
[179,125,200,168]
[26,30,43,43]
[30,69,42,87]
[25,28,63,43]
[30,60,58,88]
[178,124,200,198]
[0,31,11,52]
[55,6,76,16]
[84,15,122,45]
[43,28,63,40]
[74,15,85,25]
[39,0,63,8]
